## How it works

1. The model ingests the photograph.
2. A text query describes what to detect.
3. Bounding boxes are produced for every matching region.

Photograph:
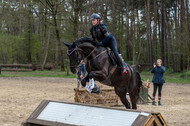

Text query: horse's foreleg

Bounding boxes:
[115,87,130,109]
[88,71,107,81]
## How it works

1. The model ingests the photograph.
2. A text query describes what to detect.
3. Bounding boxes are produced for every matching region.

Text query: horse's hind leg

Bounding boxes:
[129,92,137,109]
[115,87,130,109]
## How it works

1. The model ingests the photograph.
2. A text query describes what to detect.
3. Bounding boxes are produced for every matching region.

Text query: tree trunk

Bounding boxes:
[145,0,153,65]
[125,0,131,61]
[19,0,23,34]
[53,14,64,71]
[180,0,184,71]
[27,1,32,63]
[186,0,190,69]
[164,4,168,67]
[161,0,165,65]
[42,27,51,70]
[73,0,79,40]
[153,0,158,60]
[166,12,175,72]
[131,0,135,65]
[111,0,115,34]
[117,0,121,52]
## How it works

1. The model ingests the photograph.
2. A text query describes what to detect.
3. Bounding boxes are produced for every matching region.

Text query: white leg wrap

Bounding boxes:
[89,78,95,89]
[85,85,92,93]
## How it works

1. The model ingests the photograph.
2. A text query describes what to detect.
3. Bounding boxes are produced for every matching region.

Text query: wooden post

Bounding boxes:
[0,65,1,74]
[137,87,149,104]
[67,65,70,75]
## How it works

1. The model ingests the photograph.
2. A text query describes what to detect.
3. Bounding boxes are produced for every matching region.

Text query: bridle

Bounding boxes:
[67,46,97,60]
[67,46,106,68]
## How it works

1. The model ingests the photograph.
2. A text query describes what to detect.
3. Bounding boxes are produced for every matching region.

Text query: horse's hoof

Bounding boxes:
[91,87,101,94]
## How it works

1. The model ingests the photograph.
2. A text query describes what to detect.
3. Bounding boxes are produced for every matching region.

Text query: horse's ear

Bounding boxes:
[63,42,71,47]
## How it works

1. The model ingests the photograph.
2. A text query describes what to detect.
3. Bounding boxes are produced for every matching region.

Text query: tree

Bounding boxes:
[145,0,153,65]
[180,0,185,71]
[42,0,65,70]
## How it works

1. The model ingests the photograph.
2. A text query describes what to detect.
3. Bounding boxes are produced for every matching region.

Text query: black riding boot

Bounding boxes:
[115,54,127,74]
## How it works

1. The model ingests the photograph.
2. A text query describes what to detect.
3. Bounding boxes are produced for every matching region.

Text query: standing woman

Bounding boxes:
[151,59,166,105]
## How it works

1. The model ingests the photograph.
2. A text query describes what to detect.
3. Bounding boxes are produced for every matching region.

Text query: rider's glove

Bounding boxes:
[98,41,103,46]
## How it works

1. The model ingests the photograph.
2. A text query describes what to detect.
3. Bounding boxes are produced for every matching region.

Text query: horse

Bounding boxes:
[64,37,142,109]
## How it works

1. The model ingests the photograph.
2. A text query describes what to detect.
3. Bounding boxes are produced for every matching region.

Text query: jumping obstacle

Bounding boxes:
[23,100,167,126]
[137,81,152,104]
[74,88,119,106]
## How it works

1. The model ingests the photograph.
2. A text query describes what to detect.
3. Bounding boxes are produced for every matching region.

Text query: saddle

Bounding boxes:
[107,48,129,71]
[107,48,117,65]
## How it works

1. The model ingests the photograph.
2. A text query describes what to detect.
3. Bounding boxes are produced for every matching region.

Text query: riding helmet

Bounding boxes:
[90,13,101,20]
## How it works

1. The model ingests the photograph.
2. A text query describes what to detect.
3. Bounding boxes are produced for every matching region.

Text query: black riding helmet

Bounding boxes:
[90,13,101,20]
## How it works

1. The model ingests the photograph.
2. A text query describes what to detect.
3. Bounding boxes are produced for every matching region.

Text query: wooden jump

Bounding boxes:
[23,100,167,126]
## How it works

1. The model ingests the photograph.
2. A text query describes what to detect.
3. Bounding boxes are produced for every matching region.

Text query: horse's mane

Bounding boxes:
[73,37,98,47]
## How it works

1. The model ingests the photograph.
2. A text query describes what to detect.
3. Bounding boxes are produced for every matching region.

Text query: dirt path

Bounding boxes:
[0,77,190,126]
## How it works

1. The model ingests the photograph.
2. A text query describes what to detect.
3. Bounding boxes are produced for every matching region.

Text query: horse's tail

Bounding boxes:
[136,71,142,97]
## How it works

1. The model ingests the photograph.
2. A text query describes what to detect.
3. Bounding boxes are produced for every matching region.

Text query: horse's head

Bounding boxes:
[64,42,83,74]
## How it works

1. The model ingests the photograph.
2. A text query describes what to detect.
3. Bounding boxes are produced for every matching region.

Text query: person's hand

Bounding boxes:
[98,41,103,46]
[80,75,83,78]
[153,63,156,68]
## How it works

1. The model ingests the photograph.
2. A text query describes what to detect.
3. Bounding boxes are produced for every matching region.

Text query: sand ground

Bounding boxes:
[0,77,190,126]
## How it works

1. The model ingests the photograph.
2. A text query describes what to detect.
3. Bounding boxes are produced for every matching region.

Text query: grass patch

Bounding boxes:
[140,71,190,84]
[0,70,76,78]
[1,70,190,84]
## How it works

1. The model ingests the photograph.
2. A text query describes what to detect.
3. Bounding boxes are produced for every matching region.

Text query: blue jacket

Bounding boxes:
[90,23,113,45]
[151,65,166,84]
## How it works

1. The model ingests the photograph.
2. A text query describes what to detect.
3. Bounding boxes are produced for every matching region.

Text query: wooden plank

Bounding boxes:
[145,116,155,126]
[1,69,33,72]
[75,88,115,92]
[148,94,153,100]
[132,115,149,126]
[0,64,32,67]
[153,115,162,126]
[139,96,147,104]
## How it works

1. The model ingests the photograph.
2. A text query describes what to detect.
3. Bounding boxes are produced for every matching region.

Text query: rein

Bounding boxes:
[67,46,106,68]
[67,46,97,61]
[85,47,97,60]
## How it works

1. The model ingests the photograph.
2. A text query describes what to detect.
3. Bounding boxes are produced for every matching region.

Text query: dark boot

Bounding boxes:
[91,84,101,94]
[158,101,162,105]
[152,101,156,106]
[115,54,127,75]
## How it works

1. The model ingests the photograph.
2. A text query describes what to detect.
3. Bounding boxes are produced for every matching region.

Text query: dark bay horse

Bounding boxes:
[64,37,142,109]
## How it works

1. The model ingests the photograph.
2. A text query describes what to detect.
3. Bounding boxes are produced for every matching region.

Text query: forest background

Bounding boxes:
[0,0,190,73]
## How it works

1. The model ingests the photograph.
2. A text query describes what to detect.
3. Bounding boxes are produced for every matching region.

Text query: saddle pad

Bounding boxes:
[123,62,129,71]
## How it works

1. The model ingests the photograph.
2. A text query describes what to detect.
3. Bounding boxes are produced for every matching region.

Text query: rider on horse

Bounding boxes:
[83,13,128,93]
[90,13,127,74]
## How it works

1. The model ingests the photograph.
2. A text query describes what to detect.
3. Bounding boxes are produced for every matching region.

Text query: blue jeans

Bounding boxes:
[104,36,123,68]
